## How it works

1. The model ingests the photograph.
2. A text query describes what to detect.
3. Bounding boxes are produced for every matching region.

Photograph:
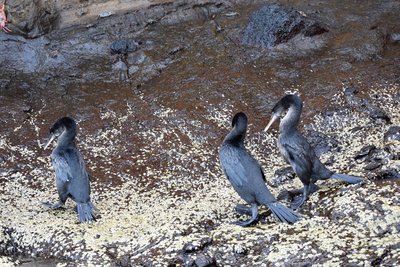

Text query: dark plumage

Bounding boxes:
[265,95,363,209]
[219,112,299,226]
[44,117,97,223]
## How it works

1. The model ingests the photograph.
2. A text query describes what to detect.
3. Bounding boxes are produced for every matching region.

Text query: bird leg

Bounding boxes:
[234,204,252,216]
[232,203,258,227]
[289,184,319,209]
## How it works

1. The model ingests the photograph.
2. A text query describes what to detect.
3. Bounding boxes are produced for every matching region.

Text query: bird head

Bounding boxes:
[264,94,301,132]
[44,117,77,149]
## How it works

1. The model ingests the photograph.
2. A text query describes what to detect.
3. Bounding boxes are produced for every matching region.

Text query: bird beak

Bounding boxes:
[264,114,278,132]
[44,134,56,150]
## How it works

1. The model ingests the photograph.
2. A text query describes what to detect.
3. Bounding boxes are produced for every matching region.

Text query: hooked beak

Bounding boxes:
[264,114,279,132]
[44,134,56,150]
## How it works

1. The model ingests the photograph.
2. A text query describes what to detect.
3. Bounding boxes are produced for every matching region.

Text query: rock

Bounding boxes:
[128,66,140,76]
[233,244,248,256]
[183,238,213,253]
[195,253,216,267]
[127,52,147,65]
[344,86,358,96]
[110,39,139,55]
[364,161,383,171]
[305,129,339,157]
[241,4,327,48]
[339,62,353,72]
[383,126,400,157]
[8,0,59,38]
[354,145,377,161]
[344,86,391,123]
[368,168,400,180]
[99,11,113,18]
[384,126,400,143]
[169,46,185,55]
[336,29,386,61]
[269,167,296,188]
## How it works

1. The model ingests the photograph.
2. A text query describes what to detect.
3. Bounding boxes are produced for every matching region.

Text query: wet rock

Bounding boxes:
[169,46,185,55]
[233,244,248,256]
[128,66,140,76]
[183,237,213,253]
[99,11,113,18]
[305,129,339,157]
[8,0,59,38]
[383,126,400,157]
[354,145,377,161]
[344,86,358,96]
[127,52,148,65]
[344,87,391,123]
[369,168,400,180]
[269,167,296,188]
[194,253,216,267]
[339,62,353,72]
[110,39,139,55]
[337,29,386,61]
[241,4,327,48]
[364,161,383,171]
[384,126,400,143]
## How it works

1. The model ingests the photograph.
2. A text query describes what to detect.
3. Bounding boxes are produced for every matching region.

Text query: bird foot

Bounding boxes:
[290,195,305,210]
[234,204,252,216]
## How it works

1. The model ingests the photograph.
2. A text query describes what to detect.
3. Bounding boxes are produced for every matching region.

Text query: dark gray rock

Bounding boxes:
[305,129,339,157]
[8,0,59,38]
[364,161,383,171]
[336,29,386,61]
[269,167,296,188]
[110,39,139,54]
[183,238,213,253]
[384,126,400,143]
[195,253,216,267]
[344,86,391,124]
[127,52,147,65]
[241,4,327,48]
[354,145,377,161]
[368,168,400,180]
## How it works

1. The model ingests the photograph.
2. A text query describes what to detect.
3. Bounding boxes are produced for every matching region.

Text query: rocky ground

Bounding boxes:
[0,0,399,266]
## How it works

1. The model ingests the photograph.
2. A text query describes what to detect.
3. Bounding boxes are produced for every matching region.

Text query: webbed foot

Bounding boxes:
[231,204,258,227]
[234,204,252,216]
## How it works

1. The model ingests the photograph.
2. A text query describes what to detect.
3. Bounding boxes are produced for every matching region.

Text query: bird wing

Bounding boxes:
[221,153,247,187]
[281,141,312,181]
[51,152,72,183]
[220,146,264,188]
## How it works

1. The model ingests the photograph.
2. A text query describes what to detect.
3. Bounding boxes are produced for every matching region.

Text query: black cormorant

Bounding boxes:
[44,117,97,223]
[265,95,363,209]
[219,112,299,226]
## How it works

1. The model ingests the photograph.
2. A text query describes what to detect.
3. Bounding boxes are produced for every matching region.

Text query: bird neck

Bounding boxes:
[57,128,76,148]
[224,127,246,145]
[280,104,302,134]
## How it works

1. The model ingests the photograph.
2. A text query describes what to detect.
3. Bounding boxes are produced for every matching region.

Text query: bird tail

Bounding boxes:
[266,202,300,224]
[77,201,97,223]
[332,173,363,184]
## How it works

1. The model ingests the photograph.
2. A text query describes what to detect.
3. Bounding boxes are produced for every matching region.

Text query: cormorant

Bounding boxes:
[265,95,363,209]
[44,117,97,223]
[219,112,299,226]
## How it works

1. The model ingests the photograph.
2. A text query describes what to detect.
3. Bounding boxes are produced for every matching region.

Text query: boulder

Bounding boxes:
[241,4,327,48]
[7,0,59,38]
